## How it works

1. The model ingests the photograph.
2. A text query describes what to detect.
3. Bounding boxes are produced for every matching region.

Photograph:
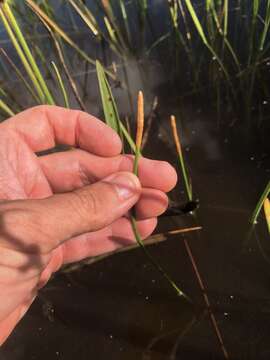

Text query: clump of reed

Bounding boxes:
[1,0,270,130]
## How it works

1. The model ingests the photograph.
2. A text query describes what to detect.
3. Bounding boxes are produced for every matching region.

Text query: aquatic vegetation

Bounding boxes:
[96,60,190,301]
[0,1,54,105]
[0,2,268,357]
[170,115,192,202]
[251,180,270,225]
[51,60,69,108]
[0,0,269,131]
[264,198,270,235]
[0,97,14,117]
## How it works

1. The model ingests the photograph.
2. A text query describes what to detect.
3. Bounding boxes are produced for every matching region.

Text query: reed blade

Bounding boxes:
[0,48,40,104]
[2,2,54,105]
[51,61,70,108]
[0,98,15,117]
[68,0,99,36]
[251,180,270,225]
[170,115,192,202]
[26,0,115,80]
[264,198,270,235]
[259,0,270,51]
[96,60,136,152]
[0,6,45,104]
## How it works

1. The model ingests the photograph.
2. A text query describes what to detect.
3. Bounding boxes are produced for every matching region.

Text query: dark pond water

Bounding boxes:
[0,1,270,359]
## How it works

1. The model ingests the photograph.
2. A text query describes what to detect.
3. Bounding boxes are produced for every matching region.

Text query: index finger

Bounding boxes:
[1,105,122,156]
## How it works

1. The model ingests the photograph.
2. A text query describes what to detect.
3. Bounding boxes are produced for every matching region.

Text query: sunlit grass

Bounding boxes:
[264,198,270,235]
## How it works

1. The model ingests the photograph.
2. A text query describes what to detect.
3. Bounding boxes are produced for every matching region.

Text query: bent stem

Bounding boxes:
[96,62,190,302]
[251,180,270,225]
[0,98,14,117]
[264,198,270,235]
[51,61,70,108]
[170,115,192,202]
[132,91,191,302]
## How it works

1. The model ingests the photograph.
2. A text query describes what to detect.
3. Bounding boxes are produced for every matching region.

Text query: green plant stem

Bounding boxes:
[0,48,40,104]
[0,98,15,117]
[0,7,45,103]
[132,149,190,302]
[130,217,190,301]
[51,61,70,108]
[176,149,192,202]
[26,0,116,80]
[251,180,270,224]
[3,2,55,105]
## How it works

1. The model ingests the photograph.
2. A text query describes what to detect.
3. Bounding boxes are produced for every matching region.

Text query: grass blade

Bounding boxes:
[0,98,15,117]
[26,0,115,80]
[2,2,55,105]
[259,0,270,51]
[264,198,270,235]
[170,115,192,202]
[0,48,40,104]
[96,60,120,133]
[184,0,208,45]
[96,60,136,152]
[38,16,86,111]
[0,6,45,104]
[51,61,70,108]
[251,180,270,224]
[68,0,99,36]
[119,0,132,47]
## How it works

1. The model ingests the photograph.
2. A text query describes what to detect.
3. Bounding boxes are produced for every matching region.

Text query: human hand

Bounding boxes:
[0,106,177,345]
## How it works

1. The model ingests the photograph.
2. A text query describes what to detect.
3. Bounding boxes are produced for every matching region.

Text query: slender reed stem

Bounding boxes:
[251,180,270,224]
[0,6,45,103]
[51,61,70,108]
[0,48,40,104]
[170,115,192,202]
[26,0,116,80]
[264,198,270,234]
[132,92,190,302]
[0,98,14,117]
[2,2,55,105]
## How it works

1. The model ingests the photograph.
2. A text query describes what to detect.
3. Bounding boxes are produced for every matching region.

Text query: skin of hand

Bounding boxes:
[0,105,177,345]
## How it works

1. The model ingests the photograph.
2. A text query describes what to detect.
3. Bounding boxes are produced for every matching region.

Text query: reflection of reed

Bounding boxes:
[183,236,230,359]
[142,315,198,360]
[169,310,207,360]
[170,114,229,358]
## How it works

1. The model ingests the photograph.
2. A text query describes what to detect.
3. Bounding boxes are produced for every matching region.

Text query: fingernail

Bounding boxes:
[106,172,141,200]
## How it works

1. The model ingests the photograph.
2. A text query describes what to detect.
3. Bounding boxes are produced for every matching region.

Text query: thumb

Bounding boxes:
[0,172,141,253]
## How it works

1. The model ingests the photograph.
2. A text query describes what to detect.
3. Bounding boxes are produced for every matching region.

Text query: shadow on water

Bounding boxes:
[1,1,270,359]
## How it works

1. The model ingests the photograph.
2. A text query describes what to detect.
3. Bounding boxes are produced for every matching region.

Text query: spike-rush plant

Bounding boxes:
[96,60,191,302]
